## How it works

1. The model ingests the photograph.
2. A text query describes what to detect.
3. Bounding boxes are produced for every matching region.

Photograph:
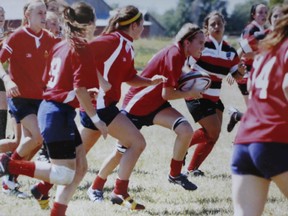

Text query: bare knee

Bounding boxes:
[34,134,44,148]
[175,121,193,140]
[206,128,220,144]
[130,135,146,154]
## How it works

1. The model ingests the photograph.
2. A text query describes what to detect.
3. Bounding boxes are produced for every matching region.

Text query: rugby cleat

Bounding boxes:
[168,173,197,190]
[31,185,50,210]
[110,192,145,210]
[87,186,104,202]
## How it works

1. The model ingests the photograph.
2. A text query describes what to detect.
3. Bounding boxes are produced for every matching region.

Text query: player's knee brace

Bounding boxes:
[49,164,75,185]
[172,117,188,131]
[116,143,127,154]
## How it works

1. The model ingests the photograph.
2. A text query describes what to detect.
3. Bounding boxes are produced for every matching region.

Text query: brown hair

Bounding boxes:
[260,5,288,51]
[102,5,142,34]
[203,11,225,36]
[62,1,95,49]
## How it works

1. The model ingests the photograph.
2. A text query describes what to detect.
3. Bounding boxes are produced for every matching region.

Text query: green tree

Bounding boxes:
[160,0,228,37]
[226,0,269,35]
[269,0,284,6]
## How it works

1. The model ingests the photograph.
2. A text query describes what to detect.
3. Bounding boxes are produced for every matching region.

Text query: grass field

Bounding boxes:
[0,38,287,216]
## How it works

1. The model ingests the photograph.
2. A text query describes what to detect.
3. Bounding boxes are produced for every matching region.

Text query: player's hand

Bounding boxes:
[226,73,235,85]
[150,75,167,85]
[5,79,21,97]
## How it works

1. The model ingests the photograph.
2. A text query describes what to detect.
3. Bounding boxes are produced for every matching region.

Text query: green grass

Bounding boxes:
[134,37,172,70]
[0,37,287,216]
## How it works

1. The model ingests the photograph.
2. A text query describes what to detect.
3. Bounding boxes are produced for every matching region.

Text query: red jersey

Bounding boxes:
[42,40,98,108]
[0,27,57,99]
[190,35,239,102]
[89,31,137,109]
[235,38,288,144]
[123,43,186,116]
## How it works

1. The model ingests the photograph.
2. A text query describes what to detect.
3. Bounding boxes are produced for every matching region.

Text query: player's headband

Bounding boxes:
[182,29,201,41]
[119,12,142,26]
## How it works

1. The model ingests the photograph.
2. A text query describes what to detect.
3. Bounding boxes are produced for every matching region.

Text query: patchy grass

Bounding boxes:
[1,38,287,216]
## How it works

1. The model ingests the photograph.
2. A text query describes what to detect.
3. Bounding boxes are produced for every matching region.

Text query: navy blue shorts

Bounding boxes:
[231,143,288,179]
[122,102,171,129]
[0,79,5,91]
[38,100,82,160]
[80,103,120,130]
[8,98,42,123]
[185,98,224,122]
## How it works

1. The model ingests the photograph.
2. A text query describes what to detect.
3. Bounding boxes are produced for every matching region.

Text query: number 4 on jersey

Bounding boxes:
[250,56,276,99]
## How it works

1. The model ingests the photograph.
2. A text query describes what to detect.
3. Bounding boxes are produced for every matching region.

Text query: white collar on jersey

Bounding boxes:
[251,20,265,33]
[23,27,44,48]
[115,32,134,58]
[209,35,223,52]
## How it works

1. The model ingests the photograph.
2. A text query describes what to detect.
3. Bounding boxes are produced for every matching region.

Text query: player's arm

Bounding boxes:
[126,74,167,87]
[97,71,111,92]
[162,86,202,101]
[0,61,20,97]
[75,87,108,138]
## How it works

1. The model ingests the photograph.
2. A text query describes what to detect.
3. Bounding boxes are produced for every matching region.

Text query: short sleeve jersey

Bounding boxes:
[42,40,98,108]
[89,31,137,109]
[122,43,186,116]
[0,27,57,99]
[235,38,288,144]
[240,21,265,71]
[191,35,239,102]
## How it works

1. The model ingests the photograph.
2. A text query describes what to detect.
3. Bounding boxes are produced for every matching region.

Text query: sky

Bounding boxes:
[105,0,244,15]
[1,0,244,20]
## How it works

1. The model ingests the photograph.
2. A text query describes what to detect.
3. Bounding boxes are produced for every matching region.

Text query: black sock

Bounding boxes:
[0,109,7,139]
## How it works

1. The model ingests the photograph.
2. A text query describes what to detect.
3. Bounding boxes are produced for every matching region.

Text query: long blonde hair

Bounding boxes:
[260,5,288,51]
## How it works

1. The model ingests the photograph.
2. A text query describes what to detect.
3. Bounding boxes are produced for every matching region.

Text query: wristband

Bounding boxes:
[1,73,7,80]
[91,114,100,123]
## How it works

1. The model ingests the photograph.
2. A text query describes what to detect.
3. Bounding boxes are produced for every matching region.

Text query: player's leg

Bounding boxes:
[154,107,197,190]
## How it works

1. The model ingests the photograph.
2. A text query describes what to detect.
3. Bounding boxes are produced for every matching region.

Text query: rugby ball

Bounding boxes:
[178,70,211,92]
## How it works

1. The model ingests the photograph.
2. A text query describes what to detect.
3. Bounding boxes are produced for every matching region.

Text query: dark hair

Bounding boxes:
[250,3,267,21]
[63,2,95,33]
[102,5,142,34]
[62,1,95,49]
[203,11,225,36]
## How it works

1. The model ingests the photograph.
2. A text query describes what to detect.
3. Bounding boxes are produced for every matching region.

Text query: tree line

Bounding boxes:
[151,0,286,36]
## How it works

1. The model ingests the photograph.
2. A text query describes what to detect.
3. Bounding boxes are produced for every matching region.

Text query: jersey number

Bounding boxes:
[250,56,276,99]
[47,57,62,88]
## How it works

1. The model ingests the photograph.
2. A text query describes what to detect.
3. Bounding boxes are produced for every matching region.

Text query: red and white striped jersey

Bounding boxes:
[189,35,240,102]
